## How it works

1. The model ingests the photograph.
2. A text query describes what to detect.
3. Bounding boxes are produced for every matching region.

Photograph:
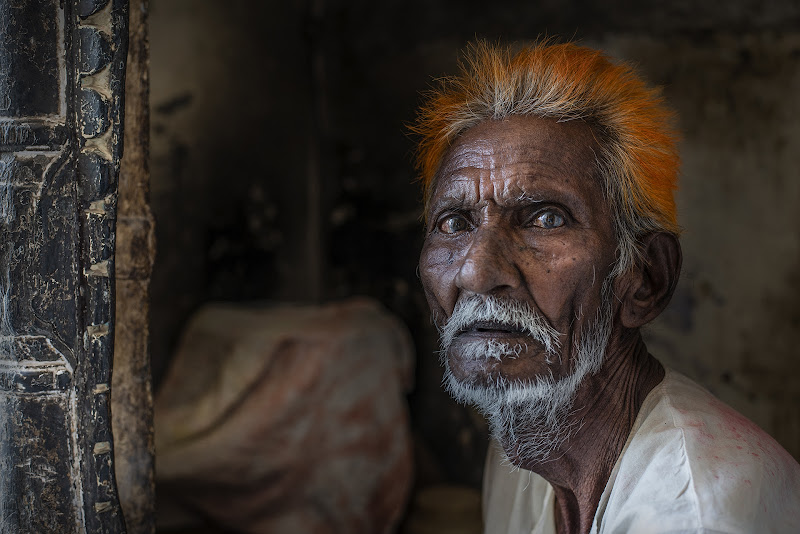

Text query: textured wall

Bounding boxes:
[148,0,316,386]
[149,0,800,492]
[597,33,800,461]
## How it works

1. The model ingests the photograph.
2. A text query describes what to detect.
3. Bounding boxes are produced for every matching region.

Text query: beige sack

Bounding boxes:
[155,298,415,533]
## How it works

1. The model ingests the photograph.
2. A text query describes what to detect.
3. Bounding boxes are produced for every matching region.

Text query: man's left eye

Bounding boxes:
[532,210,565,229]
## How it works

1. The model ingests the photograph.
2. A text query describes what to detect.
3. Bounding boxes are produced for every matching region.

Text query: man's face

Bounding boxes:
[419,115,620,390]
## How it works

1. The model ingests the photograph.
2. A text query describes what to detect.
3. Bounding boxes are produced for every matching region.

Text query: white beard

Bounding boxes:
[438,284,613,466]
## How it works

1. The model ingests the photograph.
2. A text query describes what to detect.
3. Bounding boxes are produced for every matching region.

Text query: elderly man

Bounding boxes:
[414,41,800,533]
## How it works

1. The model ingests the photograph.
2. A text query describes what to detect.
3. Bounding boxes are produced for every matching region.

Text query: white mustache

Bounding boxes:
[439,295,562,357]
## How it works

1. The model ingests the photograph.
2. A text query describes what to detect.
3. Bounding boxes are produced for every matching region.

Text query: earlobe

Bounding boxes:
[619,233,682,329]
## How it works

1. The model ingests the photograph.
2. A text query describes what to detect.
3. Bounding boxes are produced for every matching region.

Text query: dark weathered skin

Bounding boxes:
[419,115,681,533]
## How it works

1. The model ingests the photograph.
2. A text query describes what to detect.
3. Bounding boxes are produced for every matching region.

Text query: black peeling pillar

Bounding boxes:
[0,0,128,532]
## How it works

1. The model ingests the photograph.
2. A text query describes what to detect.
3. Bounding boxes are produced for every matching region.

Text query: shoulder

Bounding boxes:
[598,369,800,534]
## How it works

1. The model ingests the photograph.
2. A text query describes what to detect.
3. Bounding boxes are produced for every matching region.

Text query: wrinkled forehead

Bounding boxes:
[425,116,603,216]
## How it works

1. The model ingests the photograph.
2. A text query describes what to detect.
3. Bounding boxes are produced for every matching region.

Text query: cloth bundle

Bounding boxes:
[155,298,415,533]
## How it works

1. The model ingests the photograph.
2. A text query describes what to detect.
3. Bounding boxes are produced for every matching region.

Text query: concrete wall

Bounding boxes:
[149,0,800,488]
[601,33,800,464]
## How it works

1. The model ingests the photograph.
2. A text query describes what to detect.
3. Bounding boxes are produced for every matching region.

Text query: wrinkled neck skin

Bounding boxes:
[504,328,665,534]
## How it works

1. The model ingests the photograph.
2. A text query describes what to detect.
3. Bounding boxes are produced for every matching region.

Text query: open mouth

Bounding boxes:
[459,320,527,337]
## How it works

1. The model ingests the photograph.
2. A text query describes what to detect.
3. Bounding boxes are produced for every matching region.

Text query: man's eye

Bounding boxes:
[438,214,470,234]
[532,210,565,229]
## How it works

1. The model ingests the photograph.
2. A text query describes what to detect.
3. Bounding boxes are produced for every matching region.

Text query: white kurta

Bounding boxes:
[482,368,800,533]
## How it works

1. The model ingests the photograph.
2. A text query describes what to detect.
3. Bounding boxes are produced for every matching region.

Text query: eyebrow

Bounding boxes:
[431,185,558,206]
[510,192,546,205]
[427,194,469,214]
[427,190,554,218]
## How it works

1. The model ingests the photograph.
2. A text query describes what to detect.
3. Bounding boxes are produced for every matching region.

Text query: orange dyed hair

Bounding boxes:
[412,40,680,273]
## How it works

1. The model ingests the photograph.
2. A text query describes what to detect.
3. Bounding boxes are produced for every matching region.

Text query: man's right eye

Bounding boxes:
[438,214,469,234]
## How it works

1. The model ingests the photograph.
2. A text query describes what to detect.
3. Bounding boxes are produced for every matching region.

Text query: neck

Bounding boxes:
[502,331,664,534]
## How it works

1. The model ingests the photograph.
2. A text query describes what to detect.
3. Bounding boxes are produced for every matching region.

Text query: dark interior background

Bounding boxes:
[147,0,800,494]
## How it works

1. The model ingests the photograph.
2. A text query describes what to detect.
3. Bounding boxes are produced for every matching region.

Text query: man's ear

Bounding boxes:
[617,232,682,329]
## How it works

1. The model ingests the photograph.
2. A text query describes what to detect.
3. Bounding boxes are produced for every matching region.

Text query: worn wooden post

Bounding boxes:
[112,0,156,531]
[0,0,129,531]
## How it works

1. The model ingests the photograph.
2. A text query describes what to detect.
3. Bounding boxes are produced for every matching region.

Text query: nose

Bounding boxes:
[454,226,520,296]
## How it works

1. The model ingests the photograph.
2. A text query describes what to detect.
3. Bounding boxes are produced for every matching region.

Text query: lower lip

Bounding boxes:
[447,332,549,376]
[450,331,545,355]
[450,330,556,357]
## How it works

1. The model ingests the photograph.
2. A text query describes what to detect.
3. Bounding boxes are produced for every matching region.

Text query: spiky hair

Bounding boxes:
[412,40,681,275]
